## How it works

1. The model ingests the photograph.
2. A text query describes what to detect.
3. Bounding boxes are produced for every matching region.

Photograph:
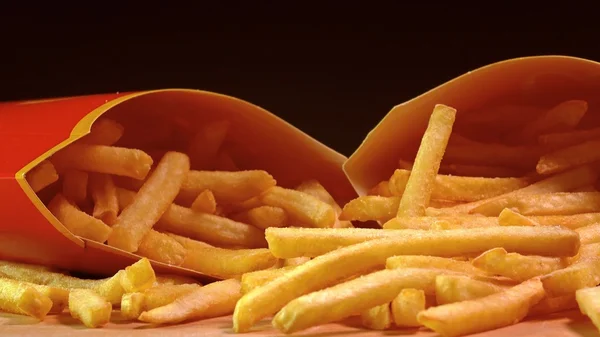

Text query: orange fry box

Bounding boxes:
[0,89,356,280]
[344,56,600,195]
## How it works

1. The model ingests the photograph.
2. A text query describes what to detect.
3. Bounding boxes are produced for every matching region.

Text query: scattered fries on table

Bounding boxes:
[8,97,600,336]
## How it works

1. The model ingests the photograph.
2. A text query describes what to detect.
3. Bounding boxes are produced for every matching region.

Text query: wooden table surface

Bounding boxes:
[0,310,598,337]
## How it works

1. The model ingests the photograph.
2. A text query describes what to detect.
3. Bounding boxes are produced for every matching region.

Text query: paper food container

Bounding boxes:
[344,55,600,194]
[0,89,357,281]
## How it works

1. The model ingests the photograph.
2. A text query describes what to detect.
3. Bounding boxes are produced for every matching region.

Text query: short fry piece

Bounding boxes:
[231,206,288,230]
[68,289,112,328]
[576,286,600,331]
[0,277,52,320]
[391,288,425,327]
[138,278,241,324]
[89,173,119,225]
[260,186,336,228]
[361,303,392,330]
[471,248,567,281]
[81,118,124,146]
[51,144,153,180]
[537,140,600,175]
[340,196,399,222]
[386,255,489,276]
[29,284,69,314]
[121,283,201,320]
[498,208,540,226]
[435,274,507,305]
[62,169,88,204]
[47,194,112,243]
[121,292,146,320]
[136,230,187,266]
[397,104,456,217]
[120,258,156,293]
[190,189,217,214]
[26,160,59,192]
[170,234,277,279]
[108,151,189,252]
[417,278,545,337]
[296,179,353,228]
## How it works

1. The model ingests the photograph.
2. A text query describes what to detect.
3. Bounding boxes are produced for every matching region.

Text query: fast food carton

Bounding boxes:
[344,55,600,195]
[0,89,357,281]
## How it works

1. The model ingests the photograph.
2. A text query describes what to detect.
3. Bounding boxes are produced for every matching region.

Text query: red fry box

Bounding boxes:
[344,55,600,194]
[0,89,356,280]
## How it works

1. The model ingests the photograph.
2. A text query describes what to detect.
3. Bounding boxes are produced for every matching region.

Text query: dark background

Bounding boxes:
[1,4,598,156]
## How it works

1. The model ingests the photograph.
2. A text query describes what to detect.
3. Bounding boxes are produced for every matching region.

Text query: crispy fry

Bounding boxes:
[472,192,600,216]
[187,120,230,170]
[28,283,69,314]
[472,248,567,281]
[120,258,156,293]
[26,160,59,193]
[576,224,600,245]
[271,268,450,333]
[230,206,288,230]
[389,169,529,202]
[386,255,489,276]
[517,100,588,142]
[539,127,600,148]
[190,189,217,214]
[361,303,392,330]
[531,213,600,229]
[340,196,399,222]
[138,278,241,324]
[240,266,296,294]
[541,259,600,297]
[68,289,111,328]
[529,294,577,317]
[88,173,119,225]
[108,152,189,252]
[397,104,456,217]
[417,278,545,337]
[498,208,540,226]
[121,283,201,320]
[296,179,353,228]
[435,274,508,305]
[51,144,153,180]
[391,288,425,327]
[178,170,276,205]
[538,140,600,175]
[265,226,579,259]
[136,230,187,266]
[121,292,145,320]
[383,215,497,230]
[427,165,598,216]
[81,118,124,146]
[0,277,53,320]
[47,193,112,243]
[155,274,201,286]
[61,169,88,204]
[368,181,393,197]
[259,186,336,228]
[170,234,276,278]
[576,286,600,331]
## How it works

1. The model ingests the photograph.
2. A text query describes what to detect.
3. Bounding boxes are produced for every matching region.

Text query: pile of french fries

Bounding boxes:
[3,98,600,336]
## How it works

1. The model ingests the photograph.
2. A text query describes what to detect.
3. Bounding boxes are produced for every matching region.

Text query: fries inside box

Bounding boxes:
[0,89,356,281]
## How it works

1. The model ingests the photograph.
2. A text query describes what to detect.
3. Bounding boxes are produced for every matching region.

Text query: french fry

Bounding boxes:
[116,187,266,248]
[361,303,392,330]
[541,258,600,297]
[155,274,201,286]
[283,257,310,267]
[121,283,201,320]
[259,186,336,228]
[47,194,112,243]
[417,278,545,337]
[539,127,600,148]
[576,286,600,331]
[435,274,508,305]
[230,206,288,230]
[187,120,230,170]
[498,208,540,226]
[178,170,276,205]
[88,173,119,225]
[368,181,393,197]
[389,169,529,202]
[61,169,88,204]
[108,151,190,252]
[427,164,598,216]
[537,140,600,175]
[121,292,145,320]
[265,226,579,259]
[397,104,456,217]
[28,283,70,314]
[531,213,600,229]
[516,100,588,143]
[138,278,241,324]
[240,266,296,294]
[271,268,451,333]
[0,277,53,320]
[26,160,59,192]
[391,288,426,327]
[136,230,187,266]
[472,192,600,216]
[235,226,577,332]
[439,162,521,178]
[340,196,399,222]
[80,118,124,146]
[296,179,353,228]
[386,255,490,276]
[50,144,153,180]
[68,289,112,328]
[383,215,498,230]
[190,189,217,214]
[471,248,568,281]
[529,294,577,317]
[120,258,156,293]
[170,234,276,278]
[576,224,600,245]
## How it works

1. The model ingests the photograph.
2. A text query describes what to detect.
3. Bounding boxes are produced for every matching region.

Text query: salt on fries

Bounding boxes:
[8,96,600,337]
